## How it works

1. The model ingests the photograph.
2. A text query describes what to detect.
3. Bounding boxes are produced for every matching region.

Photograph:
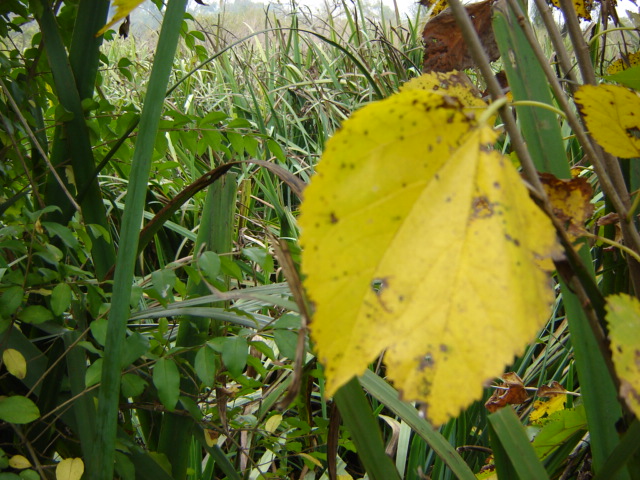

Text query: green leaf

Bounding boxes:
[274,329,298,360]
[198,251,221,281]
[221,336,248,377]
[85,358,103,387]
[605,66,640,90]
[121,374,147,398]
[17,306,53,324]
[51,283,72,316]
[121,332,150,368]
[0,396,40,424]
[0,286,24,318]
[153,357,180,411]
[194,345,217,387]
[42,222,79,249]
[242,247,274,275]
[90,318,108,346]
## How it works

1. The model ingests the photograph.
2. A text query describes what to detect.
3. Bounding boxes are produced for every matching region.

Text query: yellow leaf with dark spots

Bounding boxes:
[575,84,640,159]
[605,294,640,419]
[539,172,593,240]
[549,0,593,20]
[607,51,640,75]
[299,88,560,426]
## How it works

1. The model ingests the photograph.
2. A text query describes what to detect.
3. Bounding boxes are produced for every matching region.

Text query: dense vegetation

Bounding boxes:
[0,0,639,479]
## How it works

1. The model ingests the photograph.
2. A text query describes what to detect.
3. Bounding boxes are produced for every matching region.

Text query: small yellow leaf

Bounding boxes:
[574,84,640,159]
[607,51,640,75]
[420,0,449,16]
[530,395,567,424]
[605,294,640,419]
[96,0,145,36]
[264,413,283,433]
[298,452,323,467]
[539,172,594,240]
[56,458,84,480]
[300,88,561,426]
[204,429,219,448]
[2,348,27,379]
[9,454,32,469]
[549,0,593,20]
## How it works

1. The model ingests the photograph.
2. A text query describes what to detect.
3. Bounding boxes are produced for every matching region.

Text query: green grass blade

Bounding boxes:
[594,419,640,480]
[93,1,188,477]
[360,370,476,480]
[492,3,569,177]
[334,377,402,480]
[489,408,550,480]
[35,0,115,280]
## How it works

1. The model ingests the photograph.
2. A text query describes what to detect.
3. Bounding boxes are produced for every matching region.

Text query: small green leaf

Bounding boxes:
[221,336,248,378]
[90,318,108,346]
[194,345,217,387]
[242,247,274,275]
[51,283,72,316]
[121,374,147,398]
[0,396,40,424]
[41,222,79,249]
[0,286,23,318]
[121,332,150,368]
[85,359,103,387]
[17,306,53,324]
[274,329,298,360]
[198,252,221,281]
[19,469,40,480]
[220,256,243,281]
[153,357,180,411]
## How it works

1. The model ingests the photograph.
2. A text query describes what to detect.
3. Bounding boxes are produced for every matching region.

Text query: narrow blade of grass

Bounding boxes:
[93,0,188,477]
[489,407,549,480]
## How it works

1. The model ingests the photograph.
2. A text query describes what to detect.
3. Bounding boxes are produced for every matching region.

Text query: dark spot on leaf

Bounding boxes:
[440,344,447,352]
[493,181,500,189]
[419,353,435,370]
[330,212,339,223]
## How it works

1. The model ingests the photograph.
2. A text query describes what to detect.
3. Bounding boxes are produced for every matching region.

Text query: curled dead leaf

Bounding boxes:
[539,172,594,240]
[485,372,529,413]
[537,380,568,397]
[422,0,502,73]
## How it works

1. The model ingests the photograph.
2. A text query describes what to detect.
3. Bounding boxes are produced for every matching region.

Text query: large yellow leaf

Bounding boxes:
[299,89,560,426]
[56,458,84,480]
[574,84,640,159]
[605,294,640,419]
[97,0,145,36]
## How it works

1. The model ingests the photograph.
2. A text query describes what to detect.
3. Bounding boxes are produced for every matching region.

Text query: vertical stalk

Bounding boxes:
[92,1,188,477]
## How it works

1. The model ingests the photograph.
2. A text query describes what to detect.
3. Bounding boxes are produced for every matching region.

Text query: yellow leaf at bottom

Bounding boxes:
[300,89,560,426]
[56,458,84,480]
[605,294,640,418]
